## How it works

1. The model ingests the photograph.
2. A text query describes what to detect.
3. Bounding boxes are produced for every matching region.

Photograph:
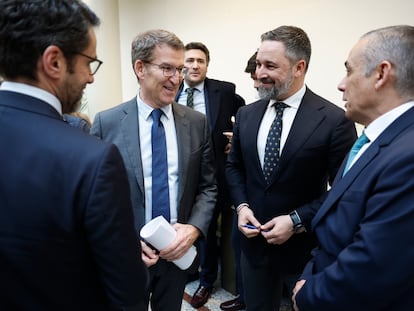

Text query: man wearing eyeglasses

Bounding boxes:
[91,29,217,311]
[0,1,148,310]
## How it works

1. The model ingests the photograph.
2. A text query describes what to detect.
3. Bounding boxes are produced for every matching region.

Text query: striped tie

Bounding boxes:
[186,88,195,108]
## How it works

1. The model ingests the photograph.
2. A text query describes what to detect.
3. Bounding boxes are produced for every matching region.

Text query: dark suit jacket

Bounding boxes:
[90,99,217,238]
[176,78,245,200]
[226,87,357,273]
[0,91,148,310]
[297,107,414,311]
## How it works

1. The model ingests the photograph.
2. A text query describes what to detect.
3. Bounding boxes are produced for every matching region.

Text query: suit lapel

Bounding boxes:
[311,143,380,227]
[171,103,191,202]
[268,89,325,184]
[204,79,220,132]
[120,100,145,194]
[312,106,414,228]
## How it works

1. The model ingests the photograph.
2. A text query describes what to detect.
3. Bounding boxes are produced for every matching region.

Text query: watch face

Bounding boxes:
[294,225,306,233]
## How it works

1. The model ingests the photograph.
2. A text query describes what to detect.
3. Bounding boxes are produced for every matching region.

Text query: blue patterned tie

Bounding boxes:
[186,88,195,108]
[151,109,170,221]
[342,131,370,176]
[263,102,288,183]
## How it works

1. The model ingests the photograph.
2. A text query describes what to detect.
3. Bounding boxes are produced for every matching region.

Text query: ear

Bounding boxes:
[41,45,66,79]
[374,61,392,90]
[293,59,306,77]
[134,60,145,80]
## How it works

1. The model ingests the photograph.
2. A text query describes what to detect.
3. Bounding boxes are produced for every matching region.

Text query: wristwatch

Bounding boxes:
[289,210,306,233]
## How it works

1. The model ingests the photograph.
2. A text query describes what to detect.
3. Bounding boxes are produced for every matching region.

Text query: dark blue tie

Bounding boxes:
[263,102,288,183]
[151,109,170,221]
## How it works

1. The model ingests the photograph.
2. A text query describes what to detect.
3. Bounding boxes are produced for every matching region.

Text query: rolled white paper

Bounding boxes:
[140,216,197,270]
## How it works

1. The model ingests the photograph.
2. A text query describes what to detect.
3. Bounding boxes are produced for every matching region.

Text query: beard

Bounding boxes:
[258,71,294,101]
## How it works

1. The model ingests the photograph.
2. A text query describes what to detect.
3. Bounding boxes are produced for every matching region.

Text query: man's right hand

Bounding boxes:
[238,206,261,238]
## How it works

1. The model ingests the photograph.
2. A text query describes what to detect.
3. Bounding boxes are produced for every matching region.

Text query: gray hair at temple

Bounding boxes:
[361,25,414,98]
[131,29,184,67]
[261,25,311,72]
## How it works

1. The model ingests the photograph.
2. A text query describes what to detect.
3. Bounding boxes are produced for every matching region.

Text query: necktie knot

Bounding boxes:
[152,109,163,123]
[274,102,288,111]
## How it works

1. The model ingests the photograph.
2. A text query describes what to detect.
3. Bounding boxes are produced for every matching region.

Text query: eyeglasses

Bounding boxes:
[76,52,103,75]
[143,61,184,77]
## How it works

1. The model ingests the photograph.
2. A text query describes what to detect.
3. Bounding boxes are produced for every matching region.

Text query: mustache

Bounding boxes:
[259,77,275,84]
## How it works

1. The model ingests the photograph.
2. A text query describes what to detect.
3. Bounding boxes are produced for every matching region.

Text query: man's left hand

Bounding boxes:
[261,215,294,244]
[159,223,199,261]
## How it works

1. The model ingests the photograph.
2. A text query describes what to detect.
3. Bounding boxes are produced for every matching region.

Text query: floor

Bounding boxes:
[181,279,240,311]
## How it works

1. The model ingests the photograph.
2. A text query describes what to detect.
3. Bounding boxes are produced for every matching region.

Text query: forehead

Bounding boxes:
[152,44,184,64]
[257,40,287,62]
[346,38,366,68]
[83,28,97,55]
[184,49,207,61]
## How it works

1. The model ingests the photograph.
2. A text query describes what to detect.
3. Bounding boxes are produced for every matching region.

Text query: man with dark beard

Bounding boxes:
[0,1,148,310]
[225,25,357,311]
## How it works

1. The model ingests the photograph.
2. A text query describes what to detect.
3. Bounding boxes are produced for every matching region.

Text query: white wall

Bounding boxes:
[83,0,122,119]
[87,0,414,122]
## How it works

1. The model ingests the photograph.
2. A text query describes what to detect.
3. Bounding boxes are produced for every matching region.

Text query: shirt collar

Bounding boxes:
[136,91,173,121]
[0,81,62,115]
[268,84,306,109]
[183,80,204,93]
[364,101,414,143]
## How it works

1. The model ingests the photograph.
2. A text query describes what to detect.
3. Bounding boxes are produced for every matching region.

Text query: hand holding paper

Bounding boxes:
[140,216,197,270]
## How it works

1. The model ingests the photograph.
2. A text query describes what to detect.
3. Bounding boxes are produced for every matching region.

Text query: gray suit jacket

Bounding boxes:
[90,98,217,238]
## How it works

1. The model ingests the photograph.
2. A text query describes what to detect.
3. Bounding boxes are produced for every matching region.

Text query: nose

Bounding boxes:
[87,74,95,84]
[337,77,346,92]
[169,70,181,83]
[255,64,266,80]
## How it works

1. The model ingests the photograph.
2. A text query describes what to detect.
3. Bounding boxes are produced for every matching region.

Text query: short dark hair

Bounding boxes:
[0,0,100,80]
[261,25,311,72]
[245,51,257,74]
[185,42,210,64]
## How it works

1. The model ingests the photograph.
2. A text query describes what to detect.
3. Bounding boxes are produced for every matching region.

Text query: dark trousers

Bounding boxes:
[241,252,297,311]
[147,259,187,311]
[199,187,233,288]
[199,198,222,287]
[231,212,245,303]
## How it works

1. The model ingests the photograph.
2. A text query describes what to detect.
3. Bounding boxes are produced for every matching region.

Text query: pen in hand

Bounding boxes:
[242,223,270,232]
[242,224,259,230]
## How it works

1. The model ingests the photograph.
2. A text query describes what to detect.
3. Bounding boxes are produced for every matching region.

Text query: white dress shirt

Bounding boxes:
[348,101,414,169]
[177,81,206,115]
[257,84,306,169]
[0,81,62,115]
[136,94,179,224]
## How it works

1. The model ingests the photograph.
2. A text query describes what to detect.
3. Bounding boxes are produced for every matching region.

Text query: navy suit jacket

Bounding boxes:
[0,91,148,310]
[297,106,414,311]
[226,87,357,273]
[90,99,217,238]
[176,78,245,198]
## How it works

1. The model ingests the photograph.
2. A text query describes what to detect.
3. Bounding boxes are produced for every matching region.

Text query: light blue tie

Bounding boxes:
[342,132,370,176]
